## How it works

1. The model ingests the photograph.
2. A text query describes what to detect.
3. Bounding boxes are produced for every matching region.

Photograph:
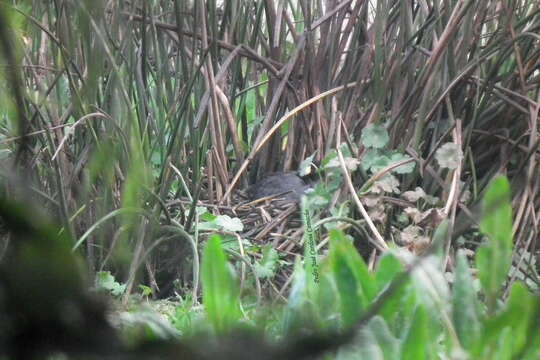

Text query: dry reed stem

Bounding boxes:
[222,81,358,202]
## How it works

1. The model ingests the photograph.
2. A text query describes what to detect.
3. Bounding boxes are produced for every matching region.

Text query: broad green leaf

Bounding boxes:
[503,283,535,355]
[342,328,383,359]
[330,230,376,327]
[322,144,355,170]
[198,214,243,232]
[452,251,480,350]
[298,153,316,177]
[138,284,153,297]
[493,328,513,360]
[389,152,415,174]
[371,174,400,194]
[215,215,244,232]
[401,306,428,360]
[402,187,427,202]
[375,252,403,290]
[196,206,208,216]
[282,258,312,335]
[287,258,307,309]
[474,283,540,359]
[368,153,392,173]
[333,230,377,302]
[338,331,382,360]
[201,235,241,334]
[254,245,279,279]
[411,255,449,313]
[435,142,463,169]
[430,220,449,258]
[118,309,181,340]
[313,266,340,330]
[95,271,126,297]
[200,211,216,221]
[475,176,512,311]
[362,148,383,171]
[326,156,360,171]
[361,124,389,149]
[374,252,414,326]
[332,244,361,327]
[369,316,400,359]
[321,150,338,169]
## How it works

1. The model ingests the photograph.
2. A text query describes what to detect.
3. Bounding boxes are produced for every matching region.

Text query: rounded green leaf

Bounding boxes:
[361,124,390,149]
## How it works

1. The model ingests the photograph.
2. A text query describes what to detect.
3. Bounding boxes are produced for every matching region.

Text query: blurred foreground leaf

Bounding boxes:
[476,176,513,312]
[201,235,241,334]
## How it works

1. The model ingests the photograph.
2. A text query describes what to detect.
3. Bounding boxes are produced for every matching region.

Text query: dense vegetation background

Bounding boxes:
[0,0,540,359]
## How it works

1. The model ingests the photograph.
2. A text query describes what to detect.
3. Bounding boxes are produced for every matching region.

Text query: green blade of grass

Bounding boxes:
[475,176,513,312]
[201,234,241,334]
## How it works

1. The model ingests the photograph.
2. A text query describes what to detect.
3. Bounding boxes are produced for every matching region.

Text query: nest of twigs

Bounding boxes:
[161,189,307,298]
[228,190,305,251]
[170,190,306,248]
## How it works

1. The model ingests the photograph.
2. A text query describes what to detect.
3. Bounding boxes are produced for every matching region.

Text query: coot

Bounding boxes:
[247,172,310,202]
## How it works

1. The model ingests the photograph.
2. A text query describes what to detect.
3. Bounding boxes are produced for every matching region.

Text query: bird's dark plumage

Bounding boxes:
[248,172,310,202]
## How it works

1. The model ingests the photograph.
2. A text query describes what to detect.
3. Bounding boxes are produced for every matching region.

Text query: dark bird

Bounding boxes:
[247,172,312,203]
